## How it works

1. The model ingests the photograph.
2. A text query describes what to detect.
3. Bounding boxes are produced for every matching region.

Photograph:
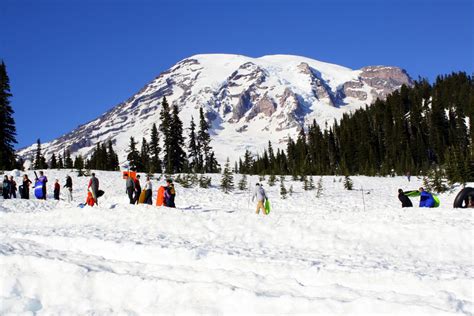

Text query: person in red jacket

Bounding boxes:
[54,179,60,200]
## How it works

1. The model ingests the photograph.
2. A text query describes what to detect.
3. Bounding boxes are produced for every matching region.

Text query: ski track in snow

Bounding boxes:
[0,170,473,315]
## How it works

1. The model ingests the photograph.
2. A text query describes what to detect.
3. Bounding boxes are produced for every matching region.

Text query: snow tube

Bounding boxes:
[18,184,24,198]
[97,190,105,198]
[156,186,165,206]
[453,187,474,208]
[34,180,44,199]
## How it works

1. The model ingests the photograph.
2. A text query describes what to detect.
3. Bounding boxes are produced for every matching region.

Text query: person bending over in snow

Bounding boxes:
[88,173,99,206]
[418,187,435,208]
[252,183,268,215]
[398,189,413,208]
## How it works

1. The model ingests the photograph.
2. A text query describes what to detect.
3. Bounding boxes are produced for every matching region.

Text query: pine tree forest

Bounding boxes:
[243,73,474,183]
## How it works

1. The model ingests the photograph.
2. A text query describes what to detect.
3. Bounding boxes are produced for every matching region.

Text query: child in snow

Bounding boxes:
[88,173,99,206]
[164,179,176,208]
[252,183,268,215]
[54,179,60,200]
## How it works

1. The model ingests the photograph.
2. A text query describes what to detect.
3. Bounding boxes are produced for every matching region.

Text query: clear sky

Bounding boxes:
[1,0,473,149]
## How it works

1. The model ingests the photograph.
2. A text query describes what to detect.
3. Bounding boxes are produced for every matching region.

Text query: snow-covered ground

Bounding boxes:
[1,170,473,315]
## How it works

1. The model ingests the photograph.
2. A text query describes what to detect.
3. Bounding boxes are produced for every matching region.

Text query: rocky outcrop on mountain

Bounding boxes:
[17,54,413,164]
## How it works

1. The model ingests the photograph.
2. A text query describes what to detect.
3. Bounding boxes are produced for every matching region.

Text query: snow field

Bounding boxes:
[0,170,473,315]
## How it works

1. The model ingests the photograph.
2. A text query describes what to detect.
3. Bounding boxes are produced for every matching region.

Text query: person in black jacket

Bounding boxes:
[64,175,73,202]
[21,174,32,199]
[398,189,413,208]
[2,175,11,199]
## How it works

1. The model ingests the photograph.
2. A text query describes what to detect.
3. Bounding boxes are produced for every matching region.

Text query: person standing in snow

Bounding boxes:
[133,174,142,204]
[164,179,176,208]
[144,176,153,205]
[88,173,99,205]
[2,175,11,199]
[125,174,135,204]
[64,175,73,202]
[9,176,17,198]
[418,187,435,208]
[21,174,32,199]
[54,179,60,200]
[37,171,48,200]
[398,189,413,208]
[252,183,268,215]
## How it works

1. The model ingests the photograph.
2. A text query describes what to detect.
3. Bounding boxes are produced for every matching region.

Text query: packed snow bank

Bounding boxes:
[0,170,473,315]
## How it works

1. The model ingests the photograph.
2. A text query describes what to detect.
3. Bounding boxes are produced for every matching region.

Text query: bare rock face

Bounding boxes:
[246,95,276,121]
[342,66,412,101]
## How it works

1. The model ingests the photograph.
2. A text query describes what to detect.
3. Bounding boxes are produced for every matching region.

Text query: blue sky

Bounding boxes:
[1,0,473,149]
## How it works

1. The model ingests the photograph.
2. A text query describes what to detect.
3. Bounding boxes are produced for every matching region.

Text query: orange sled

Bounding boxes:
[156,186,165,206]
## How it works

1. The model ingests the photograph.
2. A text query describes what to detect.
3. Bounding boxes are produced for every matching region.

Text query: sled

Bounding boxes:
[433,195,440,207]
[122,171,137,180]
[86,191,95,206]
[453,187,474,208]
[138,190,146,204]
[264,199,271,215]
[34,180,44,199]
[156,186,165,206]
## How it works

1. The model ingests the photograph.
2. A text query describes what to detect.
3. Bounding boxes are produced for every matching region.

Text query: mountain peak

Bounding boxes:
[18,54,412,165]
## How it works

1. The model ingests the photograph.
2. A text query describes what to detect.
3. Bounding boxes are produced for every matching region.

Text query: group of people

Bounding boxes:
[398,187,435,208]
[124,174,176,207]
[1,171,73,202]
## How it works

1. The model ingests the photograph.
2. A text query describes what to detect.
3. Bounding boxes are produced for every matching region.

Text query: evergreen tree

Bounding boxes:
[169,104,187,173]
[126,137,141,171]
[268,173,276,186]
[220,158,234,193]
[344,175,353,190]
[140,137,150,172]
[57,154,64,169]
[188,116,199,172]
[0,61,17,170]
[280,176,287,199]
[238,174,248,191]
[74,155,84,170]
[199,174,212,188]
[159,97,173,173]
[50,153,58,169]
[33,139,47,169]
[149,123,162,173]
[106,140,119,171]
[64,149,73,169]
[423,167,448,193]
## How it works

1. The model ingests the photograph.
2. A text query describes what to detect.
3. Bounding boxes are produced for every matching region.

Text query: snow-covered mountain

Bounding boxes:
[18,54,412,165]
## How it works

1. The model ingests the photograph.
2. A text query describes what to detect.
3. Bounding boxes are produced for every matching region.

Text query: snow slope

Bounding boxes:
[1,170,472,315]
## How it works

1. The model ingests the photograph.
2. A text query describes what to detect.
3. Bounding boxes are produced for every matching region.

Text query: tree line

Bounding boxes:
[239,72,474,185]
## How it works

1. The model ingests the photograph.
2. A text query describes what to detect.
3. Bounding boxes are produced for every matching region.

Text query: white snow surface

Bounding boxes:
[1,170,472,315]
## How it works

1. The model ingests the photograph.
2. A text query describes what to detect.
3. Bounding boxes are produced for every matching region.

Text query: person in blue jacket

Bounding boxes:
[418,187,435,208]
